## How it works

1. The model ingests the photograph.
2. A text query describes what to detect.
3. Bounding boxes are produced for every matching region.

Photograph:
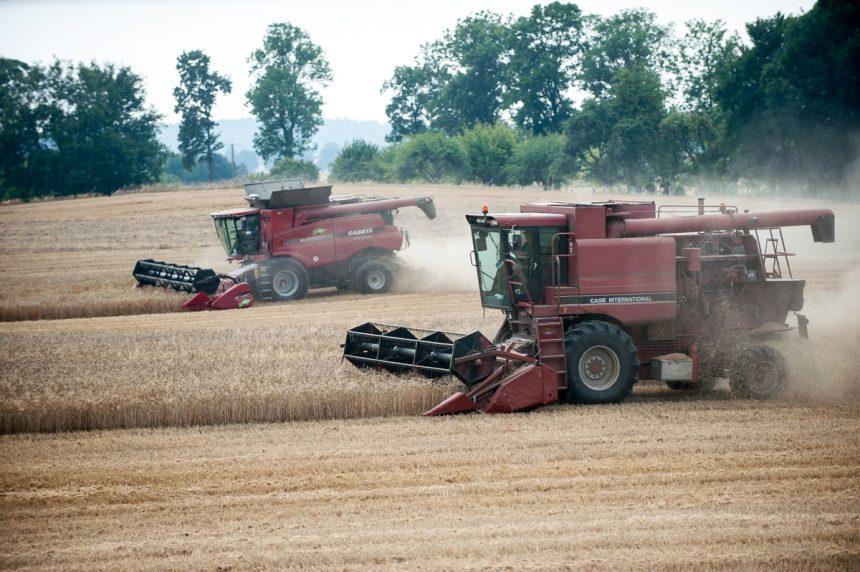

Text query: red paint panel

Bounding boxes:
[572,206,607,239]
[270,219,336,267]
[576,237,676,293]
[483,364,558,413]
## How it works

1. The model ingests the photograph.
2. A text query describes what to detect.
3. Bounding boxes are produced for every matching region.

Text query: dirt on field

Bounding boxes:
[1,183,859,569]
[1,403,859,570]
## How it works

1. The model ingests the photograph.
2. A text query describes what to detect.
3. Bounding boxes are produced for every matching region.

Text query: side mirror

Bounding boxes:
[475,236,487,252]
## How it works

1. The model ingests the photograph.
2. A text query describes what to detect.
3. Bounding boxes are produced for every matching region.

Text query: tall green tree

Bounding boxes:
[433,12,511,133]
[173,50,231,182]
[3,59,165,199]
[566,66,667,191]
[676,20,740,113]
[382,64,434,143]
[50,61,164,196]
[0,59,52,199]
[383,12,511,139]
[508,2,584,134]
[714,1,860,191]
[580,9,674,99]
[246,23,332,162]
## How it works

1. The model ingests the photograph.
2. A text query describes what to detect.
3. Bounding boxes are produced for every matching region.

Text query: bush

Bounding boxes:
[506,134,576,189]
[330,139,384,182]
[460,123,518,185]
[269,156,319,181]
[161,152,242,184]
[385,132,466,183]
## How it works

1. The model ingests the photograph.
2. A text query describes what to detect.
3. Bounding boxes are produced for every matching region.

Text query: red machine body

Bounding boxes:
[134,181,436,307]
[343,199,835,414]
[211,184,436,301]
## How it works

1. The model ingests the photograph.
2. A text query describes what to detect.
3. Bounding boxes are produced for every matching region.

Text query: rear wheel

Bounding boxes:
[268,259,309,301]
[354,259,393,293]
[563,321,639,404]
[729,345,788,399]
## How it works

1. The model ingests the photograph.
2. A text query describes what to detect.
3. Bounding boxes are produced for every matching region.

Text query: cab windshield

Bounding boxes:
[472,227,511,309]
[471,225,566,309]
[213,214,260,257]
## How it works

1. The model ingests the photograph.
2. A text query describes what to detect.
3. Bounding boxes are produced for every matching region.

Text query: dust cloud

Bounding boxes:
[394,236,478,293]
[775,266,860,402]
[186,246,235,273]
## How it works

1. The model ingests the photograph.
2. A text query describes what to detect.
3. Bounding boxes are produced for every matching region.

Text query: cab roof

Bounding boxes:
[210,207,259,218]
[466,212,568,228]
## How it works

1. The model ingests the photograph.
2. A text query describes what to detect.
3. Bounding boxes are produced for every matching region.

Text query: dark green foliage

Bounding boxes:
[0,58,164,200]
[269,156,319,181]
[246,23,332,162]
[508,2,584,134]
[460,123,517,185]
[383,5,584,141]
[0,59,49,199]
[579,9,674,99]
[433,12,511,134]
[382,65,434,143]
[161,151,244,184]
[377,2,859,195]
[714,1,860,192]
[385,133,466,183]
[329,139,383,182]
[566,66,667,191]
[506,134,575,189]
[173,50,231,181]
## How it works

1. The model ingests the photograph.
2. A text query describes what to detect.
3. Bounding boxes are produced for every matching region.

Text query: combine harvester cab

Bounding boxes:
[134,179,436,309]
[344,199,835,415]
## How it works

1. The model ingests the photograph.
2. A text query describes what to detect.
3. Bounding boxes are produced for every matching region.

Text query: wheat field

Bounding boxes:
[1,183,859,569]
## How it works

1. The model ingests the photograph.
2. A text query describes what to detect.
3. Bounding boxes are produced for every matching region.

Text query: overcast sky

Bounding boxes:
[1,0,814,123]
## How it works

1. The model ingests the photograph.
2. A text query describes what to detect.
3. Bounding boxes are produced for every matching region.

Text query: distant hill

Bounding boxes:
[158,118,390,172]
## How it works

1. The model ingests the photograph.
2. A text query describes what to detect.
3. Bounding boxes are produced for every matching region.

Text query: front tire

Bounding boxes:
[354,259,393,294]
[563,321,639,404]
[268,259,309,301]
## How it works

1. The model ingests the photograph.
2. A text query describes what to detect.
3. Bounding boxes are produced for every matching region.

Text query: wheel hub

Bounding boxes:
[367,270,386,290]
[578,345,620,391]
[273,270,298,297]
[585,356,608,379]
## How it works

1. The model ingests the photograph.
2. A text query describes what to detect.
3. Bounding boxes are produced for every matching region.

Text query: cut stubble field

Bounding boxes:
[1,183,859,569]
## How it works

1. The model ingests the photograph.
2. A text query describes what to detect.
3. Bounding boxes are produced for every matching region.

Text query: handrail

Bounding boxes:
[550,232,577,310]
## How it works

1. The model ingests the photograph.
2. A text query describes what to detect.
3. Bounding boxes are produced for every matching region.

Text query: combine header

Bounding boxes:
[134,179,436,309]
[343,199,835,414]
[132,259,253,310]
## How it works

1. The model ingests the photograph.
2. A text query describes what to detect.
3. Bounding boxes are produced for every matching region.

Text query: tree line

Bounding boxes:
[1,0,857,200]
[333,0,859,194]
[0,22,329,199]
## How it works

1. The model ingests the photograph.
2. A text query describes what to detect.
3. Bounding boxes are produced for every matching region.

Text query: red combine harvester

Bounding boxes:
[343,199,835,414]
[134,180,436,309]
